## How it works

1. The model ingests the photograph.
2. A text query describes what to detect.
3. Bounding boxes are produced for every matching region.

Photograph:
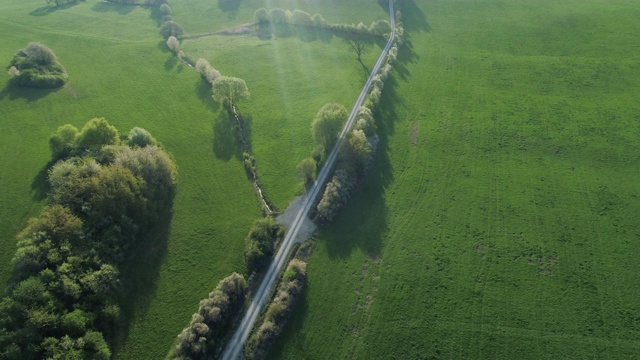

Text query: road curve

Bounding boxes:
[221,2,396,359]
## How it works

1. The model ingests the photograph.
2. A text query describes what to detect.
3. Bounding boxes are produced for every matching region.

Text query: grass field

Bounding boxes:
[0,0,392,358]
[269,0,640,359]
[0,1,261,359]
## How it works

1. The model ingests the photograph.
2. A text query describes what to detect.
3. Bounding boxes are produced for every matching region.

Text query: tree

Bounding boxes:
[127,127,157,148]
[344,35,368,62]
[75,118,120,154]
[211,76,249,108]
[166,36,180,53]
[50,124,79,160]
[160,21,184,39]
[296,157,316,186]
[254,8,269,23]
[311,103,347,154]
[24,42,57,66]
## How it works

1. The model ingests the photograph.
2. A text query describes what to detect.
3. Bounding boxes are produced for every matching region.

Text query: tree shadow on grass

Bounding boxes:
[212,110,243,161]
[91,1,136,15]
[31,160,56,201]
[0,84,62,102]
[321,58,402,260]
[393,35,419,81]
[195,80,219,113]
[30,2,81,16]
[397,0,431,33]
[111,208,173,356]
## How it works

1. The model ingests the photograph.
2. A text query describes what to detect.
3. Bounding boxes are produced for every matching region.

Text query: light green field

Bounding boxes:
[0,1,261,359]
[270,0,640,359]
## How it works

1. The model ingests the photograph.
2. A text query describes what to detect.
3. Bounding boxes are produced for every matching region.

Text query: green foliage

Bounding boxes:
[173,273,248,359]
[160,21,184,39]
[254,8,269,23]
[244,217,284,273]
[211,76,250,107]
[315,169,356,224]
[75,118,120,155]
[127,127,157,148]
[311,103,348,157]
[159,3,172,15]
[50,124,80,160]
[244,259,306,360]
[1,119,176,359]
[296,157,317,187]
[8,42,67,88]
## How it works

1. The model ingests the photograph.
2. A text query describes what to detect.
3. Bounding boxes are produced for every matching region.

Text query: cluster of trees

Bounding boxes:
[172,273,248,359]
[254,8,327,28]
[315,106,379,223]
[244,217,284,274]
[7,42,68,89]
[195,58,221,85]
[253,7,390,39]
[0,119,176,359]
[158,2,182,39]
[244,259,307,360]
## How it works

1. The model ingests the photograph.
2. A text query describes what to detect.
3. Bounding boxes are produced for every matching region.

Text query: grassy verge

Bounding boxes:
[269,0,640,358]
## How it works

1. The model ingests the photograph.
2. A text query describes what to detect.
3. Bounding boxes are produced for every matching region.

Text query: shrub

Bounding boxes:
[127,127,157,148]
[244,217,284,273]
[311,103,348,156]
[369,19,391,37]
[75,118,120,154]
[292,10,312,27]
[8,43,67,89]
[166,36,180,53]
[50,124,79,160]
[195,58,221,84]
[244,259,306,360]
[160,21,184,39]
[296,157,316,186]
[254,8,269,23]
[173,273,248,359]
[315,169,356,224]
[269,8,288,24]
[311,13,327,28]
[159,3,172,15]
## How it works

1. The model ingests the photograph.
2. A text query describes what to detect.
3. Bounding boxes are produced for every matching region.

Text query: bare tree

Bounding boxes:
[343,36,368,62]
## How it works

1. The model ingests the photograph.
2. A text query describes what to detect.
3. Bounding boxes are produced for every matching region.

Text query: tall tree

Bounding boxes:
[211,76,250,109]
[311,103,348,155]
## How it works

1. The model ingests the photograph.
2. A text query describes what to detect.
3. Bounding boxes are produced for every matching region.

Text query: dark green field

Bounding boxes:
[270,0,640,359]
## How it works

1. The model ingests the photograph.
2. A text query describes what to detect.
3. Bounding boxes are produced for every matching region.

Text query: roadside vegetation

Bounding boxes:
[269,0,640,359]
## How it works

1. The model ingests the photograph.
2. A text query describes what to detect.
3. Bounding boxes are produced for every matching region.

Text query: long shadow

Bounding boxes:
[322,65,401,260]
[111,208,173,355]
[31,160,57,201]
[397,0,431,32]
[264,283,310,358]
[212,110,243,161]
[91,1,136,15]
[29,1,80,16]
[392,34,418,81]
[0,84,61,102]
[195,80,220,113]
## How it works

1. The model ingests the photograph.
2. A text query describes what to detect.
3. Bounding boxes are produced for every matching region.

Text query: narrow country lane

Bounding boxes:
[221,2,396,358]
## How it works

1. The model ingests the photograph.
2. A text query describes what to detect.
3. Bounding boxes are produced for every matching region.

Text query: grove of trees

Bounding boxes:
[0,118,177,359]
[7,42,68,89]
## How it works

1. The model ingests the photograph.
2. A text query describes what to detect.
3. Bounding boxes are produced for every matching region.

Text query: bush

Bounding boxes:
[166,36,180,53]
[244,217,284,273]
[311,13,327,28]
[292,10,312,27]
[311,103,348,157]
[160,21,184,39]
[173,273,248,359]
[244,259,306,360]
[50,124,79,160]
[159,3,172,15]
[315,169,356,224]
[8,42,67,89]
[195,58,221,84]
[268,8,288,24]
[127,127,157,148]
[254,8,269,23]
[75,118,120,154]
[296,157,317,186]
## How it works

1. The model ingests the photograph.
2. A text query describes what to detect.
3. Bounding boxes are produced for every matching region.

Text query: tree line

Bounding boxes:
[0,118,177,359]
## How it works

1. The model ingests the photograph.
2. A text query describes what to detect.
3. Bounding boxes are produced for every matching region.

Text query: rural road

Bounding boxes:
[221,2,396,359]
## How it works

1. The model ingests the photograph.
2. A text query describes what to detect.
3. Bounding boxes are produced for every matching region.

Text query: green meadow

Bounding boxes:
[270,0,640,359]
